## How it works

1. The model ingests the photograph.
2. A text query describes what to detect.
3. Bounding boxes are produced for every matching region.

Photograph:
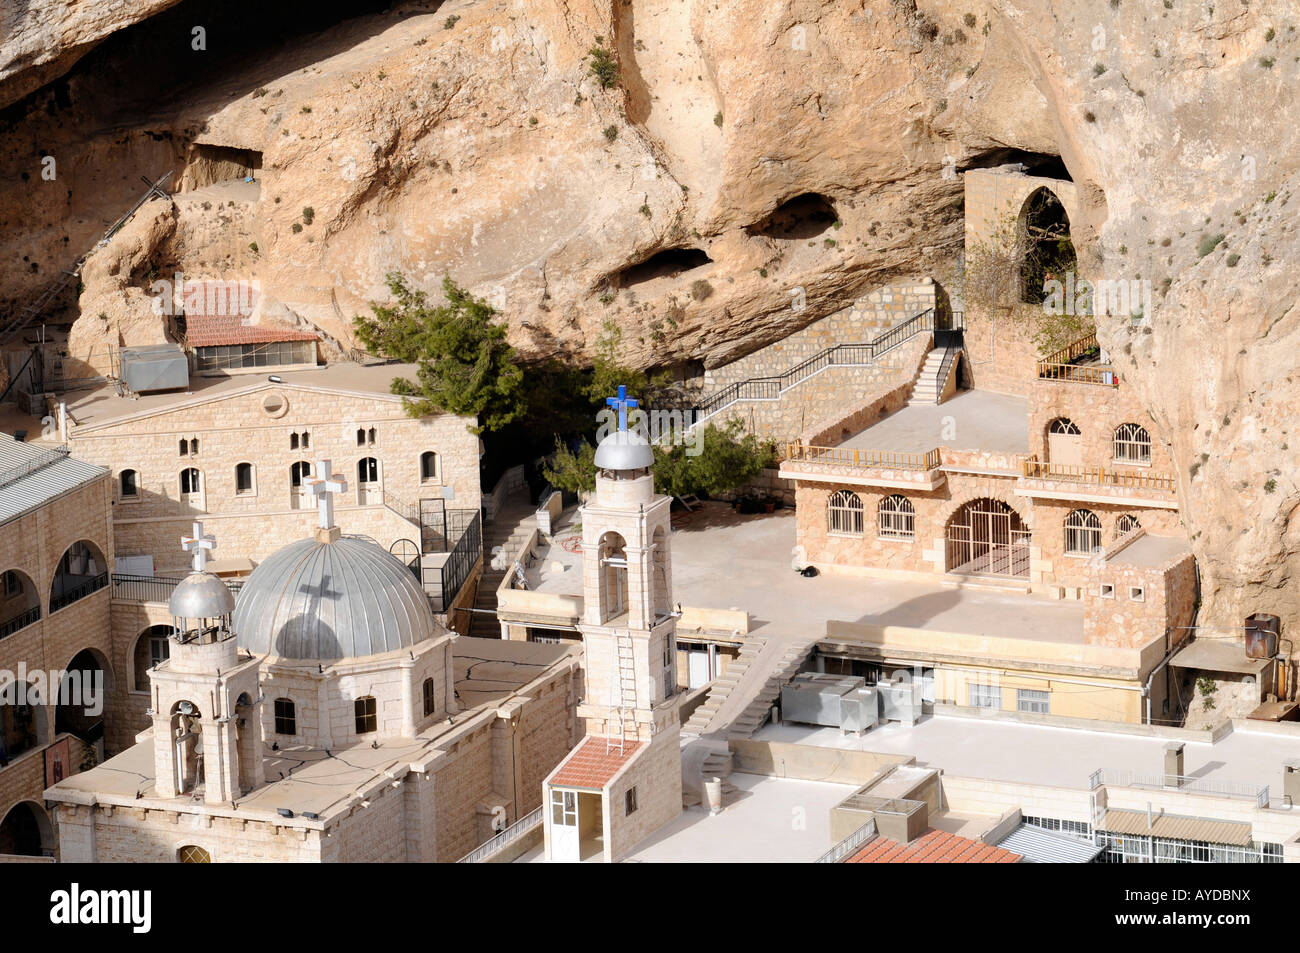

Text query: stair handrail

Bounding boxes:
[694,308,934,421]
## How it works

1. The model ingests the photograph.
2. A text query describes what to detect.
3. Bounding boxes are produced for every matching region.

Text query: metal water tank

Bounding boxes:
[1245,613,1280,660]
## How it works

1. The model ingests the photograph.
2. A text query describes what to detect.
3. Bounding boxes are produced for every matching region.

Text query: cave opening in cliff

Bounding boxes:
[617,248,713,287]
[748,193,839,240]
[959,149,1073,182]
[1018,187,1076,305]
[179,145,263,192]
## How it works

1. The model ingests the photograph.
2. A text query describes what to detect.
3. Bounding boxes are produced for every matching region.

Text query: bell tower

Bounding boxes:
[149,522,264,803]
[576,387,680,746]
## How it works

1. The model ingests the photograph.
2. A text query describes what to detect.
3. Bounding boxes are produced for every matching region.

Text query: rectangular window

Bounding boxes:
[274,698,296,735]
[551,789,577,826]
[120,470,138,498]
[968,683,1000,709]
[625,787,638,816]
[236,463,254,495]
[422,679,437,717]
[1017,688,1050,715]
[354,696,377,734]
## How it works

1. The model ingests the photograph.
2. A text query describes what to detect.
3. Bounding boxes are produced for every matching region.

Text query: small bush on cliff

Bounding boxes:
[587,41,619,89]
[353,273,526,433]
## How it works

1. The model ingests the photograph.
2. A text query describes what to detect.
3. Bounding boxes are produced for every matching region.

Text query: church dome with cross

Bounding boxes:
[231,459,442,661]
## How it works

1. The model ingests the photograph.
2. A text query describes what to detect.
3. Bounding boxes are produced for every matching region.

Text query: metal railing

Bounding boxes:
[0,445,70,491]
[1022,459,1176,492]
[814,819,877,864]
[1041,332,1099,367]
[457,805,544,863]
[785,444,941,471]
[1037,362,1118,386]
[412,510,482,613]
[693,309,935,421]
[1090,768,1269,807]
[0,606,41,640]
[48,573,108,613]
[111,573,243,604]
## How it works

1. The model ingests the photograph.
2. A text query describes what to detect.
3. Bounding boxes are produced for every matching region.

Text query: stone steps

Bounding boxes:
[907,348,949,406]
[726,634,821,738]
[466,506,539,639]
[681,637,768,734]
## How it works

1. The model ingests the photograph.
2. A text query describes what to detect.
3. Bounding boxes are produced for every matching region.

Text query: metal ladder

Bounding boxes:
[607,629,638,754]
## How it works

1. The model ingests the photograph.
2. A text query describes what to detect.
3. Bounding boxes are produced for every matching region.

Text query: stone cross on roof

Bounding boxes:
[303,459,348,530]
[181,520,217,573]
[605,385,639,432]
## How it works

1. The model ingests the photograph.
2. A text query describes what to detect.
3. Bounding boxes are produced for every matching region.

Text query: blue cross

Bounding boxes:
[605,385,639,432]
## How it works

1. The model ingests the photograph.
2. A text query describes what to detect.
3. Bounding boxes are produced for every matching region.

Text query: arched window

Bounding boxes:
[356,428,366,446]
[1113,423,1151,463]
[50,541,108,611]
[177,845,211,863]
[1064,509,1102,555]
[422,678,437,717]
[1116,514,1141,538]
[179,467,201,503]
[274,697,296,735]
[179,438,188,456]
[1049,418,1080,435]
[132,625,174,693]
[420,451,440,483]
[119,469,139,499]
[827,490,864,536]
[0,570,40,640]
[190,438,199,456]
[355,696,378,734]
[235,462,255,495]
[290,432,299,450]
[878,495,916,539]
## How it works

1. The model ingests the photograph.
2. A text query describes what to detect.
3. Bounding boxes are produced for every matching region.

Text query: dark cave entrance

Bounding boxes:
[617,248,713,287]
[748,193,839,240]
[180,144,263,191]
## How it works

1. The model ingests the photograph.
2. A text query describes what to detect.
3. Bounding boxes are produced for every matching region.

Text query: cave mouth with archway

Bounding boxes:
[1018,187,1076,305]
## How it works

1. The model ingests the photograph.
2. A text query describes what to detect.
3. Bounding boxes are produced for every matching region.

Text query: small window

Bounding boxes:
[625,786,638,816]
[1099,583,1115,599]
[301,431,310,449]
[290,432,299,450]
[189,438,199,456]
[179,438,189,456]
[422,677,437,717]
[119,469,139,499]
[367,427,376,446]
[968,683,1000,709]
[235,462,255,495]
[1129,586,1146,603]
[1064,509,1102,555]
[274,697,296,735]
[1113,423,1151,464]
[354,696,377,734]
[1017,689,1050,715]
[878,494,915,539]
[551,789,577,826]
[420,451,440,483]
[180,467,201,497]
[827,490,864,536]
[177,845,211,864]
[1115,514,1141,538]
[356,428,366,447]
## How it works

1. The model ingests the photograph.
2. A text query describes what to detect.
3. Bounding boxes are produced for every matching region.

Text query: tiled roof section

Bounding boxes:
[187,314,318,347]
[848,829,1022,864]
[549,737,644,790]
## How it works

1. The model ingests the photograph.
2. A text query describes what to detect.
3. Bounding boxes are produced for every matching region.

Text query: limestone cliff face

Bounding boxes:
[2,0,1300,630]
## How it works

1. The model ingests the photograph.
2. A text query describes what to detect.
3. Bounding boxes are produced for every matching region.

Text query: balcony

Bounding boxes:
[1018,459,1178,508]
[1036,334,1118,387]
[781,444,945,490]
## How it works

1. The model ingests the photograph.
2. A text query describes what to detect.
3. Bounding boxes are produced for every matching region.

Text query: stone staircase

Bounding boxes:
[467,500,538,640]
[726,633,821,737]
[681,636,767,734]
[907,347,952,405]
[680,737,740,808]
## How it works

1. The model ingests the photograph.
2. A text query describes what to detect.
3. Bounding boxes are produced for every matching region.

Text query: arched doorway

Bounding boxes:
[597,532,628,622]
[356,457,381,504]
[0,801,53,857]
[0,681,48,765]
[290,461,312,509]
[945,499,1030,577]
[1047,417,1082,466]
[54,648,112,744]
[0,569,41,639]
[1018,187,1076,305]
[49,540,108,612]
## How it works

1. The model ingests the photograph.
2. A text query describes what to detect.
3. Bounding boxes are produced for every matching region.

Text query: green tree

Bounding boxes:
[541,438,597,494]
[353,273,526,433]
[652,420,774,498]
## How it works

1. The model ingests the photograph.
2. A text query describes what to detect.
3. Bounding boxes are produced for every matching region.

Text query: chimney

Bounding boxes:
[1284,760,1300,806]
[1163,742,1185,788]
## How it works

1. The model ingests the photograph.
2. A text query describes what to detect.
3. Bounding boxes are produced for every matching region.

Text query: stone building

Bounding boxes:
[779,165,1198,725]
[44,476,581,862]
[0,440,114,858]
[542,426,684,862]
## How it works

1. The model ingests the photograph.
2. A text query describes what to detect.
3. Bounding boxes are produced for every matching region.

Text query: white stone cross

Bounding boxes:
[303,458,348,530]
[181,520,217,573]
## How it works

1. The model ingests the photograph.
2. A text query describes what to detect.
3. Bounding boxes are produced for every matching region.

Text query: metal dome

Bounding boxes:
[169,571,236,620]
[594,429,655,471]
[232,535,440,661]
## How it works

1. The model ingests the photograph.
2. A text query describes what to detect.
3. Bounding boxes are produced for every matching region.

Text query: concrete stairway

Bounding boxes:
[680,737,740,809]
[726,633,822,737]
[907,347,952,405]
[467,500,538,639]
[681,636,768,734]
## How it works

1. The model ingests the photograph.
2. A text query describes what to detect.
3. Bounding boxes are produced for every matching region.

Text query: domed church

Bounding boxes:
[45,460,582,862]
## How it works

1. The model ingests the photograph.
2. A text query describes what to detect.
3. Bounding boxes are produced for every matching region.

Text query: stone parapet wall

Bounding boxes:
[704,281,937,391]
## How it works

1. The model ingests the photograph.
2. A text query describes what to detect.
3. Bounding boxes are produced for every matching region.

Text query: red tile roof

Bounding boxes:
[187,314,318,347]
[549,737,644,790]
[848,829,1022,864]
